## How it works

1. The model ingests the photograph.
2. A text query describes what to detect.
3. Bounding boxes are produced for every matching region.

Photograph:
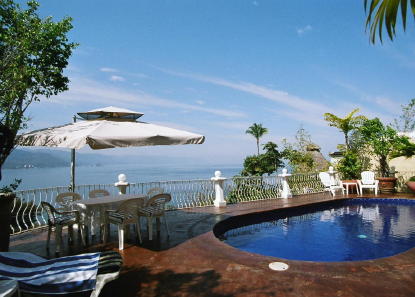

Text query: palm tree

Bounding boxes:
[246,123,268,155]
[323,109,366,150]
[364,0,415,43]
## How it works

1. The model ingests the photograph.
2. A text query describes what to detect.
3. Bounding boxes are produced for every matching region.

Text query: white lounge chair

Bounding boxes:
[357,171,379,195]
[319,172,344,196]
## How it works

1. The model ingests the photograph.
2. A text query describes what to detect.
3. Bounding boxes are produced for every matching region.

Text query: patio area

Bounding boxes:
[9,192,415,297]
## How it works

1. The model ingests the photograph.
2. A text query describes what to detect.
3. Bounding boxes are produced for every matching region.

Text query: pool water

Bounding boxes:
[221,199,415,262]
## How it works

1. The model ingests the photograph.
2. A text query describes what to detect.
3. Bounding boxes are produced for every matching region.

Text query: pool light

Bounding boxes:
[268,262,289,271]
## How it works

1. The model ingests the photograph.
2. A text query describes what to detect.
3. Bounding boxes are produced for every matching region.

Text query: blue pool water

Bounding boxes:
[221,199,415,262]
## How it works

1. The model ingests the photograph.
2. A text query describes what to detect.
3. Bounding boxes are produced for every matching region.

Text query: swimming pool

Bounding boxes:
[215,198,415,262]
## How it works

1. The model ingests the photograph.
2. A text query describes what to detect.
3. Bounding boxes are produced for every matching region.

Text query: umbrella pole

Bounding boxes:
[70,149,75,192]
[70,116,76,192]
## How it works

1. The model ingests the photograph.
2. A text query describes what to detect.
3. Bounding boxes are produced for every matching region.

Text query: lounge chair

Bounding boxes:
[319,172,344,196]
[357,171,379,195]
[0,251,122,297]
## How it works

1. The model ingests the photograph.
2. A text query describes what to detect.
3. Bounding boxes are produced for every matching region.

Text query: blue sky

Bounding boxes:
[21,0,415,165]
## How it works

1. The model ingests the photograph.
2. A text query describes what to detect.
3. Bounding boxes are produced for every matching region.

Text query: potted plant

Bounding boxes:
[0,181,19,252]
[360,118,415,193]
[407,176,415,193]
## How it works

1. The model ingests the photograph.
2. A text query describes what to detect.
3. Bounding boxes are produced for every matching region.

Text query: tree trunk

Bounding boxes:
[0,124,17,180]
[345,133,349,150]
[379,155,389,177]
[256,138,260,155]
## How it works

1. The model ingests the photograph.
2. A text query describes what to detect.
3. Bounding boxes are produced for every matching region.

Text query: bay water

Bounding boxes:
[0,163,242,191]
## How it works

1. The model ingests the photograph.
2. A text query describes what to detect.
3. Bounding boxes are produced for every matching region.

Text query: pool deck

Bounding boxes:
[9,192,415,297]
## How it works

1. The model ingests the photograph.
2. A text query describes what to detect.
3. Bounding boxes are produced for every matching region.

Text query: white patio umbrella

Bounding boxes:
[18,106,205,190]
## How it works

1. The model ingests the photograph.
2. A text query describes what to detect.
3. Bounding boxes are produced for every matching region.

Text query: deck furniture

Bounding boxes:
[41,202,85,254]
[89,189,110,198]
[342,181,360,195]
[103,199,143,250]
[146,187,164,199]
[357,171,379,195]
[55,192,82,211]
[319,172,345,196]
[138,193,171,241]
[0,251,122,297]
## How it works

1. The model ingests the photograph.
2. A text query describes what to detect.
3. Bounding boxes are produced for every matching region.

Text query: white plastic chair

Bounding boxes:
[146,187,164,199]
[319,172,344,196]
[55,192,82,211]
[89,189,110,199]
[138,193,171,241]
[357,171,379,195]
[103,199,143,250]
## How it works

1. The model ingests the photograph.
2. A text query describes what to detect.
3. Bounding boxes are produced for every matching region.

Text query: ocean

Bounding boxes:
[0,163,243,191]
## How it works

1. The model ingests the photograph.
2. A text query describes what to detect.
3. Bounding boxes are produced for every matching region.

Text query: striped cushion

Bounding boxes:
[55,214,78,226]
[107,211,134,224]
[97,251,123,274]
[138,206,163,216]
[0,252,100,294]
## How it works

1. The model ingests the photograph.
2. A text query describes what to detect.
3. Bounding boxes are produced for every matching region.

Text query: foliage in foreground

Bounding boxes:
[364,0,415,43]
[0,0,77,180]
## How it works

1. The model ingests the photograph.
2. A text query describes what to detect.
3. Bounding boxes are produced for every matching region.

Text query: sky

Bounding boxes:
[18,0,415,166]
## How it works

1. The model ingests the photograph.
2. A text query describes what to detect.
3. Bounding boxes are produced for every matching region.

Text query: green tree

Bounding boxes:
[360,118,415,177]
[241,141,283,176]
[336,150,363,180]
[324,109,366,150]
[281,126,316,173]
[0,0,77,180]
[245,123,268,155]
[364,0,415,43]
[393,98,415,132]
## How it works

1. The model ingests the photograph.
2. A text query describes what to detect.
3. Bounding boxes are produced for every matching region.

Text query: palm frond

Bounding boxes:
[365,0,414,43]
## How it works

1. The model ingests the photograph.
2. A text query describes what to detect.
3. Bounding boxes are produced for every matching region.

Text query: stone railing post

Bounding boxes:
[115,173,129,195]
[211,171,226,207]
[278,168,292,198]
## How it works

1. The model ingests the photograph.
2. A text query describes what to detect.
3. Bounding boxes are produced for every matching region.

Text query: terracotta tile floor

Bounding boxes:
[9,192,415,297]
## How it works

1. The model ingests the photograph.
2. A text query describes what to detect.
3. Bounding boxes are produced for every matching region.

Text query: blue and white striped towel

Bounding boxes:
[0,252,100,294]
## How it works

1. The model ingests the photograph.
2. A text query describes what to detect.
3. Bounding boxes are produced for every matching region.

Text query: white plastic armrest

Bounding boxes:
[374,180,379,187]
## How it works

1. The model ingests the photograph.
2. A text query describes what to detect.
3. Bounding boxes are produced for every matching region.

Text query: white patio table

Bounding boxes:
[73,194,146,242]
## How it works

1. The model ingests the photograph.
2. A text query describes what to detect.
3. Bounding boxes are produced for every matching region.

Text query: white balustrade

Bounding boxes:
[211,171,227,208]
[114,173,129,195]
[278,168,292,198]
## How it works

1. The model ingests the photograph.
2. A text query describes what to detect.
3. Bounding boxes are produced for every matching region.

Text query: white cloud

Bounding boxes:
[333,80,403,116]
[297,25,312,35]
[53,77,246,118]
[195,100,205,105]
[214,121,252,130]
[159,68,335,121]
[110,75,125,82]
[100,67,118,73]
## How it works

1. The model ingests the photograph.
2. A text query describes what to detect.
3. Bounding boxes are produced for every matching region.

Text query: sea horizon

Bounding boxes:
[0,162,244,191]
